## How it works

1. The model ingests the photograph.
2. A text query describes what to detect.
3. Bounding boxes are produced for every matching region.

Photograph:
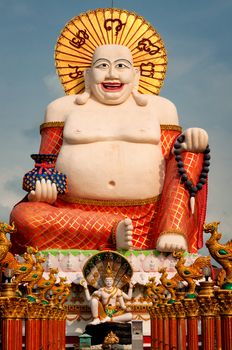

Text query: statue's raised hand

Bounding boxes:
[28,179,57,204]
[181,128,208,153]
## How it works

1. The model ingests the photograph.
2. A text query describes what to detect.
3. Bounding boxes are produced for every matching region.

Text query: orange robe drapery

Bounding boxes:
[10,122,207,254]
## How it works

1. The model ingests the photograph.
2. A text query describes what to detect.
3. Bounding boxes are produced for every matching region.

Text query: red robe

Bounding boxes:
[10,122,207,254]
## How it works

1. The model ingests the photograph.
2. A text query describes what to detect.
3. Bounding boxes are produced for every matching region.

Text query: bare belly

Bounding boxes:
[56,141,165,200]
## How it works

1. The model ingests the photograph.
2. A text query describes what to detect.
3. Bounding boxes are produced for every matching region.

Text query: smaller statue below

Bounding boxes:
[81,251,134,325]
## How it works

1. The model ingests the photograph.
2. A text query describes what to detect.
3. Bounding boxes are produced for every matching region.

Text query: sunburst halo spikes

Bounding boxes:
[55,8,167,96]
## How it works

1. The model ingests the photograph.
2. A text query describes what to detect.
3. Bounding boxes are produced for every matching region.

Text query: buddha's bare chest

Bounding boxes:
[63,108,161,144]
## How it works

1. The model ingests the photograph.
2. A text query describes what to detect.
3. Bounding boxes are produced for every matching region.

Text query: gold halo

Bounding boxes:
[55,8,167,95]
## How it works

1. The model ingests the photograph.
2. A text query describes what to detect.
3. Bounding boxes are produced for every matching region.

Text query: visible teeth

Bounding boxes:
[103,83,122,89]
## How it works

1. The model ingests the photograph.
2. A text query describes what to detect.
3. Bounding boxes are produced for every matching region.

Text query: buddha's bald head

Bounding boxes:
[76,44,147,106]
[92,44,134,67]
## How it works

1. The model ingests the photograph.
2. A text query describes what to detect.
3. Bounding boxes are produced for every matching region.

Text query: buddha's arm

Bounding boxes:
[39,122,64,155]
[154,126,207,253]
[24,99,68,202]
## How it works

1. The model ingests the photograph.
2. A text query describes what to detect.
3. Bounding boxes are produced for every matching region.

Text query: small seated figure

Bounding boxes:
[81,266,133,324]
[10,9,209,254]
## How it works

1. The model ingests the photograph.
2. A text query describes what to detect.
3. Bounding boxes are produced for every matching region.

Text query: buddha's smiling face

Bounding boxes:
[88,45,139,105]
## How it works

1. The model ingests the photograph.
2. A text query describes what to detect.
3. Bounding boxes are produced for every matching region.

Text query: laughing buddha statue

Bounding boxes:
[10,9,209,254]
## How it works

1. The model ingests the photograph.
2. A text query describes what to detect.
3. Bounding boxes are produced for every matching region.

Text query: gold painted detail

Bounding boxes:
[182,298,199,317]
[198,294,218,317]
[215,290,232,316]
[160,124,182,132]
[159,230,186,238]
[0,222,16,263]
[40,121,64,132]
[61,195,160,206]
[0,297,28,319]
[204,221,232,285]
[159,267,183,301]
[104,331,119,345]
[173,250,211,295]
[145,276,166,304]
[55,8,167,96]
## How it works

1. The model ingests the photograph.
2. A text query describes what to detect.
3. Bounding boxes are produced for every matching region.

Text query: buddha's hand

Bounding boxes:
[28,179,57,204]
[156,233,187,252]
[180,128,208,153]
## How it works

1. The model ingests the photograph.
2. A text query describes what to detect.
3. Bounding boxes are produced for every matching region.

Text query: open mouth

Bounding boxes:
[101,82,124,92]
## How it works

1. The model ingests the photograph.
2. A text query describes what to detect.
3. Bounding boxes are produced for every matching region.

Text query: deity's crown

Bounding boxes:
[104,263,113,279]
[55,8,167,96]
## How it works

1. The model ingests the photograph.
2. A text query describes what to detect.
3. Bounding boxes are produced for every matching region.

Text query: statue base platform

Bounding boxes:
[85,322,131,345]
[36,249,199,347]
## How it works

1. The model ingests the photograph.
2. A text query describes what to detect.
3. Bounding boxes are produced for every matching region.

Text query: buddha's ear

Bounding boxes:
[132,68,148,106]
[75,68,91,105]
[133,67,140,89]
[84,68,91,88]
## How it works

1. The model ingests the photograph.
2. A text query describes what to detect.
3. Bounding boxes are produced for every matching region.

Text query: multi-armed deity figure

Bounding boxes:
[81,251,134,325]
[82,263,133,324]
[10,8,209,254]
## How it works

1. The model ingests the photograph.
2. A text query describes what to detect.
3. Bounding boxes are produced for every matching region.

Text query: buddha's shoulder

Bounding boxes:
[45,95,77,122]
[146,94,179,125]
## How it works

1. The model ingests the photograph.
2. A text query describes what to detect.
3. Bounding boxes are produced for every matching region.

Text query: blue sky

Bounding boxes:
[0,0,231,253]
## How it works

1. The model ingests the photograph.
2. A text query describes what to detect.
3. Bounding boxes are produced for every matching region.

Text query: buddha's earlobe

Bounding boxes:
[132,89,148,106]
[75,69,91,105]
[131,68,148,106]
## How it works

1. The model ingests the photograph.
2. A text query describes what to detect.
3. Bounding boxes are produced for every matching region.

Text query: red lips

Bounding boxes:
[101,82,124,91]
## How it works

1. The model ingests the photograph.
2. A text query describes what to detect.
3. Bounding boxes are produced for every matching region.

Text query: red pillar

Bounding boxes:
[151,315,158,349]
[169,318,178,350]
[173,300,187,350]
[163,317,170,350]
[177,318,187,350]
[58,318,66,350]
[215,316,222,350]
[48,318,56,350]
[221,316,232,350]
[1,319,23,350]
[187,317,199,350]
[157,316,164,350]
[0,293,27,350]
[215,288,232,350]
[25,319,41,350]
[40,319,49,349]
[201,316,215,350]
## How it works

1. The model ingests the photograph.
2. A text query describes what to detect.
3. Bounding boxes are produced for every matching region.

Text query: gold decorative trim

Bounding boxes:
[159,230,186,238]
[160,124,182,132]
[40,122,65,132]
[55,8,167,96]
[59,195,160,206]
[66,303,150,315]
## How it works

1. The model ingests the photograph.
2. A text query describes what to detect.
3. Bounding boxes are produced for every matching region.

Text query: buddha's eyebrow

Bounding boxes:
[114,59,132,66]
[92,58,132,66]
[92,58,111,65]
